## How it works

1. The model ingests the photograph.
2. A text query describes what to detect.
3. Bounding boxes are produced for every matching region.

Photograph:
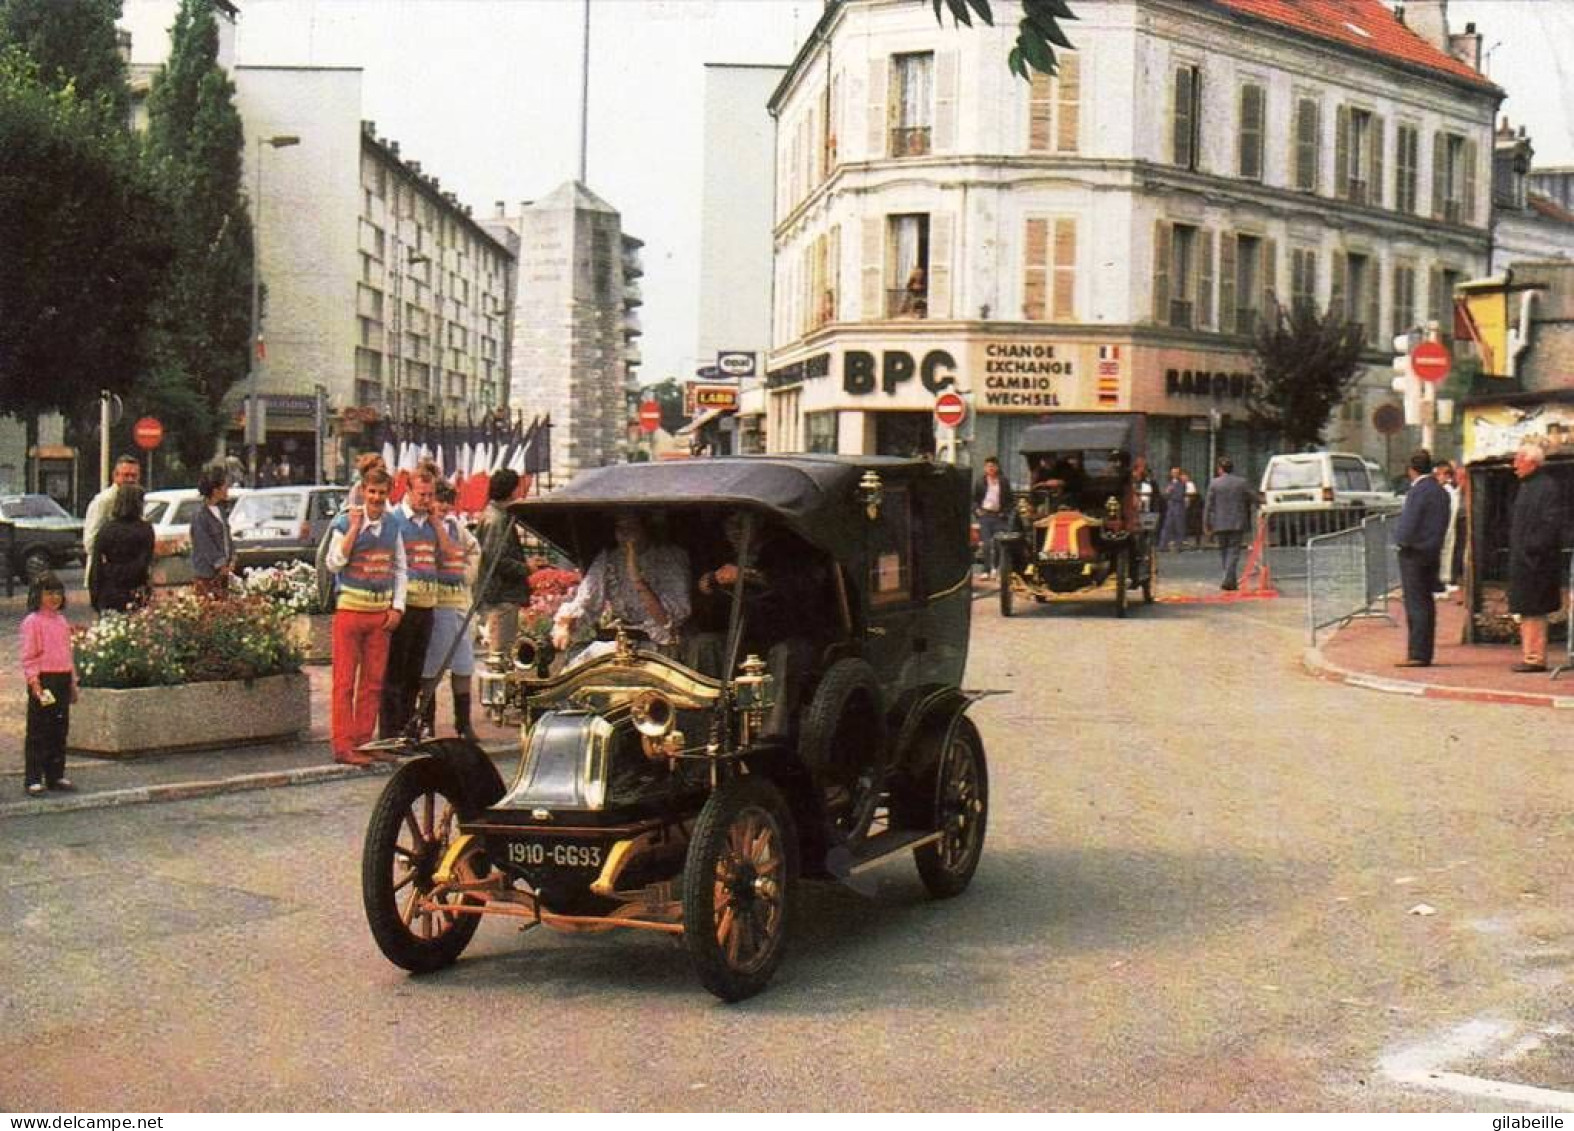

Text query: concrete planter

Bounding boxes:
[289,614,334,665]
[69,672,312,758]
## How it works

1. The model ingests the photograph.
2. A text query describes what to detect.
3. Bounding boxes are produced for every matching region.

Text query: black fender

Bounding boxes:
[410,737,506,815]
[889,686,987,831]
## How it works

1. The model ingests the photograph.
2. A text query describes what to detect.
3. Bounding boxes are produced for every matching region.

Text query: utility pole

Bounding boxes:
[578,0,591,183]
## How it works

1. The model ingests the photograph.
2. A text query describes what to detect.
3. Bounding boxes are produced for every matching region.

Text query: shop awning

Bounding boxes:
[677,407,731,436]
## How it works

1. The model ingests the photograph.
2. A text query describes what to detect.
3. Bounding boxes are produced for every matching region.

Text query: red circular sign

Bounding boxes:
[934,391,967,429]
[133,416,164,450]
[637,401,662,434]
[1411,340,1451,384]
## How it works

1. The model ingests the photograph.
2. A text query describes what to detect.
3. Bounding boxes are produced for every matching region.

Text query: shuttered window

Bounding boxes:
[1294,98,1320,192]
[1024,217,1078,320]
[1392,263,1416,340]
[1023,219,1049,320]
[1290,247,1318,312]
[1238,83,1264,181]
[1172,65,1202,170]
[1027,52,1081,154]
[1153,221,1199,329]
[1395,125,1419,214]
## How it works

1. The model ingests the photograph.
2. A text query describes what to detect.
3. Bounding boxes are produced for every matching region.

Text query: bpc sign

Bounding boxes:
[843,349,957,396]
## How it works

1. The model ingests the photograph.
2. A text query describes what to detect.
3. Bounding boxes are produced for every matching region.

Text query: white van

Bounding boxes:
[1260,452,1400,514]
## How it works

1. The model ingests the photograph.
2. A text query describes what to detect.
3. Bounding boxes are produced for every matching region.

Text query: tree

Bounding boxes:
[1246,302,1369,452]
[925,0,1078,78]
[643,378,688,434]
[0,48,171,422]
[142,0,254,467]
[0,0,129,121]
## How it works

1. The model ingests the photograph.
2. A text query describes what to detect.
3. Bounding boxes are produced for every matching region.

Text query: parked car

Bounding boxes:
[1259,452,1400,514]
[0,494,85,581]
[997,413,1156,618]
[359,455,989,1001]
[229,485,347,570]
[144,487,248,585]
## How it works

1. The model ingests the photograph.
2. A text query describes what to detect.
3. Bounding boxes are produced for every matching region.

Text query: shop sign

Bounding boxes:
[1165,368,1254,399]
[1464,403,1574,463]
[264,394,319,417]
[978,341,1073,409]
[766,352,830,389]
[717,350,757,378]
[691,383,739,411]
[843,349,956,396]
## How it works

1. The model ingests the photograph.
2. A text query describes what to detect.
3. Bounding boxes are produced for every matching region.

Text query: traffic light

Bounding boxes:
[1391,332,1421,426]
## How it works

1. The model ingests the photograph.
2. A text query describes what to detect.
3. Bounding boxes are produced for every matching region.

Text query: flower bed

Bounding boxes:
[74,592,304,689]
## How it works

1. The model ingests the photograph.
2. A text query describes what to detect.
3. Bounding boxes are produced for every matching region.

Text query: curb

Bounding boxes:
[0,743,517,820]
[1302,647,1574,710]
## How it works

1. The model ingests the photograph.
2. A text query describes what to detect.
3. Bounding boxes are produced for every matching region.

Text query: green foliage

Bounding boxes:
[645,378,689,433]
[73,592,304,689]
[925,0,1077,79]
[0,47,172,420]
[1246,302,1370,452]
[0,0,129,121]
[142,0,254,466]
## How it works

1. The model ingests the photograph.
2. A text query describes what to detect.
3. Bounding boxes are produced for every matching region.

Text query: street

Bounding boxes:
[3,575,1571,1112]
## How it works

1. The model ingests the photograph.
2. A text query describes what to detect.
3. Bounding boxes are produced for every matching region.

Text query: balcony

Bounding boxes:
[1344,177,1369,206]
[1168,299,1193,330]
[889,126,931,158]
[887,287,928,319]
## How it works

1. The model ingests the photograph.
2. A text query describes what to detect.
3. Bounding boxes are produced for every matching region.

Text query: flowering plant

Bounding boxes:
[74,593,304,689]
[237,560,326,615]
[520,566,581,640]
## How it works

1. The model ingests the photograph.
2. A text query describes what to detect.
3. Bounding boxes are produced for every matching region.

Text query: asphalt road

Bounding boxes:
[2,577,1571,1112]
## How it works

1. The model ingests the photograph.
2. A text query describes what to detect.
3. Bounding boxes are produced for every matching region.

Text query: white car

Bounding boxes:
[1259,452,1400,514]
[144,487,247,584]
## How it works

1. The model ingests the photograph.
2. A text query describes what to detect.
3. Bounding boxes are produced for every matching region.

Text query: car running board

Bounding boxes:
[825,828,945,894]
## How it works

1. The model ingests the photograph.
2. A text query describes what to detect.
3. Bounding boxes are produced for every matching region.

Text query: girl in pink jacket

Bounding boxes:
[21,572,78,797]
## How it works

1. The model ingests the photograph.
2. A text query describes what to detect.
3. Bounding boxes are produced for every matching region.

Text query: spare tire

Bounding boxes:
[797,657,885,841]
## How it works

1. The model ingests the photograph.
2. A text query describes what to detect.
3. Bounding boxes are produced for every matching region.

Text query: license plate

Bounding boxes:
[502,838,605,871]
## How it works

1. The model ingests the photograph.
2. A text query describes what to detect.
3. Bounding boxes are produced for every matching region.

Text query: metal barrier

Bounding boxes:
[1554,550,1574,681]
[1305,512,1398,645]
[1265,506,1373,548]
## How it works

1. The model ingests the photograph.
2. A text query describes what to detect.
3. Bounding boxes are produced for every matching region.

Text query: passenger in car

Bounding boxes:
[551,512,691,663]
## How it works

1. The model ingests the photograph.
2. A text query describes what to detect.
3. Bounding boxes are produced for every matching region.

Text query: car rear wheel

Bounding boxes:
[362,758,482,973]
[1113,548,1129,618]
[914,717,988,899]
[682,776,795,1002]
[799,657,885,842]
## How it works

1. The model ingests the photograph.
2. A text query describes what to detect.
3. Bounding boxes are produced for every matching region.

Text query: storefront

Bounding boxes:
[764,330,1272,487]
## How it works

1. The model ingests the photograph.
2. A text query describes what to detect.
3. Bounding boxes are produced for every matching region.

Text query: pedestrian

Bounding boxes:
[1130,456,1160,520]
[419,480,480,740]
[82,454,141,594]
[20,571,78,797]
[89,483,153,614]
[1202,457,1253,590]
[1159,467,1188,551]
[190,466,236,599]
[1434,459,1463,596]
[276,453,293,485]
[1184,471,1203,549]
[324,465,406,766]
[475,467,532,662]
[972,456,1014,581]
[1392,449,1451,667]
[379,464,442,738]
[1506,442,1567,673]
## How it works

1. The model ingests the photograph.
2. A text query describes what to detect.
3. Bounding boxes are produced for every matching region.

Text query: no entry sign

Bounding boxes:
[1411,341,1451,384]
[133,416,164,450]
[934,390,967,429]
[637,401,662,434]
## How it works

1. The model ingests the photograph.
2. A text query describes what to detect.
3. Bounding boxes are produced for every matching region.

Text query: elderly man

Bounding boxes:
[1392,449,1452,667]
[551,512,690,663]
[82,454,141,591]
[1507,442,1567,673]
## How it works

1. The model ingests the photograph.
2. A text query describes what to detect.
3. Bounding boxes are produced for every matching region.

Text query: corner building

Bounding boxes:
[764,0,1499,481]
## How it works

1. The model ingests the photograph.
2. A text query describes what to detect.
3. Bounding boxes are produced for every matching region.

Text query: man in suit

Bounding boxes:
[971,456,1014,581]
[1202,457,1254,590]
[1392,448,1452,667]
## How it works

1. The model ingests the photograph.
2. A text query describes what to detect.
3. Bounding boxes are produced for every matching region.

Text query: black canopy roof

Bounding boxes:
[1019,413,1146,457]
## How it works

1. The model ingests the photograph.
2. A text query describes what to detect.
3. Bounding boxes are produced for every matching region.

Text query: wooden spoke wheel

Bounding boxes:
[362,759,482,973]
[682,777,795,1002]
[914,717,989,899]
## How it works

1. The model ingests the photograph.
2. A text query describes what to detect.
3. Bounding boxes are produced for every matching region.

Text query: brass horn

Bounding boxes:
[513,638,539,673]
[629,690,675,738]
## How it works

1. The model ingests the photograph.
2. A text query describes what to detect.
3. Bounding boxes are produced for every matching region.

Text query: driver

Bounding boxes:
[551,511,691,662]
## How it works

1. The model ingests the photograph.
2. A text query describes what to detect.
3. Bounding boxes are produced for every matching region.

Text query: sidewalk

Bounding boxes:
[1305,592,1574,709]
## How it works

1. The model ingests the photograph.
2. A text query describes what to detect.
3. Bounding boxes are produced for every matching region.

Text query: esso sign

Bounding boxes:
[934,391,967,429]
[133,416,164,450]
[1411,341,1451,383]
[637,401,662,434]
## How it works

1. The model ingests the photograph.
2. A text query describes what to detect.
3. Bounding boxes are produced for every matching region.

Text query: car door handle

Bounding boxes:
[867,626,887,637]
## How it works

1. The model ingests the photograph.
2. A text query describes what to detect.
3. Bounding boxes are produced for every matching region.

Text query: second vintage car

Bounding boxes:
[359,455,991,1001]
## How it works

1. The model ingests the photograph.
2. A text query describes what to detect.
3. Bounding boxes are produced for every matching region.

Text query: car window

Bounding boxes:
[173,499,202,525]
[1332,457,1368,492]
[232,494,301,523]
[868,484,913,609]
[313,491,341,521]
[2,495,70,520]
[143,501,169,524]
[1266,461,1320,490]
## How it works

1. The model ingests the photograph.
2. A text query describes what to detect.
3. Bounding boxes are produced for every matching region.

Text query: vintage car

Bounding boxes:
[997,413,1156,618]
[360,456,990,1001]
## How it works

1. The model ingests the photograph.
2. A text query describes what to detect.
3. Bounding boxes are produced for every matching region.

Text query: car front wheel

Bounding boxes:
[682,776,795,1002]
[362,758,483,973]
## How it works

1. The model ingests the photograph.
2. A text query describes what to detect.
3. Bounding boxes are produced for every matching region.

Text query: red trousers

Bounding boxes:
[332,608,392,755]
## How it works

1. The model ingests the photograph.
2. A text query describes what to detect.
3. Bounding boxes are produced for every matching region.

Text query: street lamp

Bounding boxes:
[247,133,301,486]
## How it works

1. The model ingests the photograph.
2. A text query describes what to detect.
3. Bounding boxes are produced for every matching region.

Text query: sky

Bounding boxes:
[118,0,1574,388]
